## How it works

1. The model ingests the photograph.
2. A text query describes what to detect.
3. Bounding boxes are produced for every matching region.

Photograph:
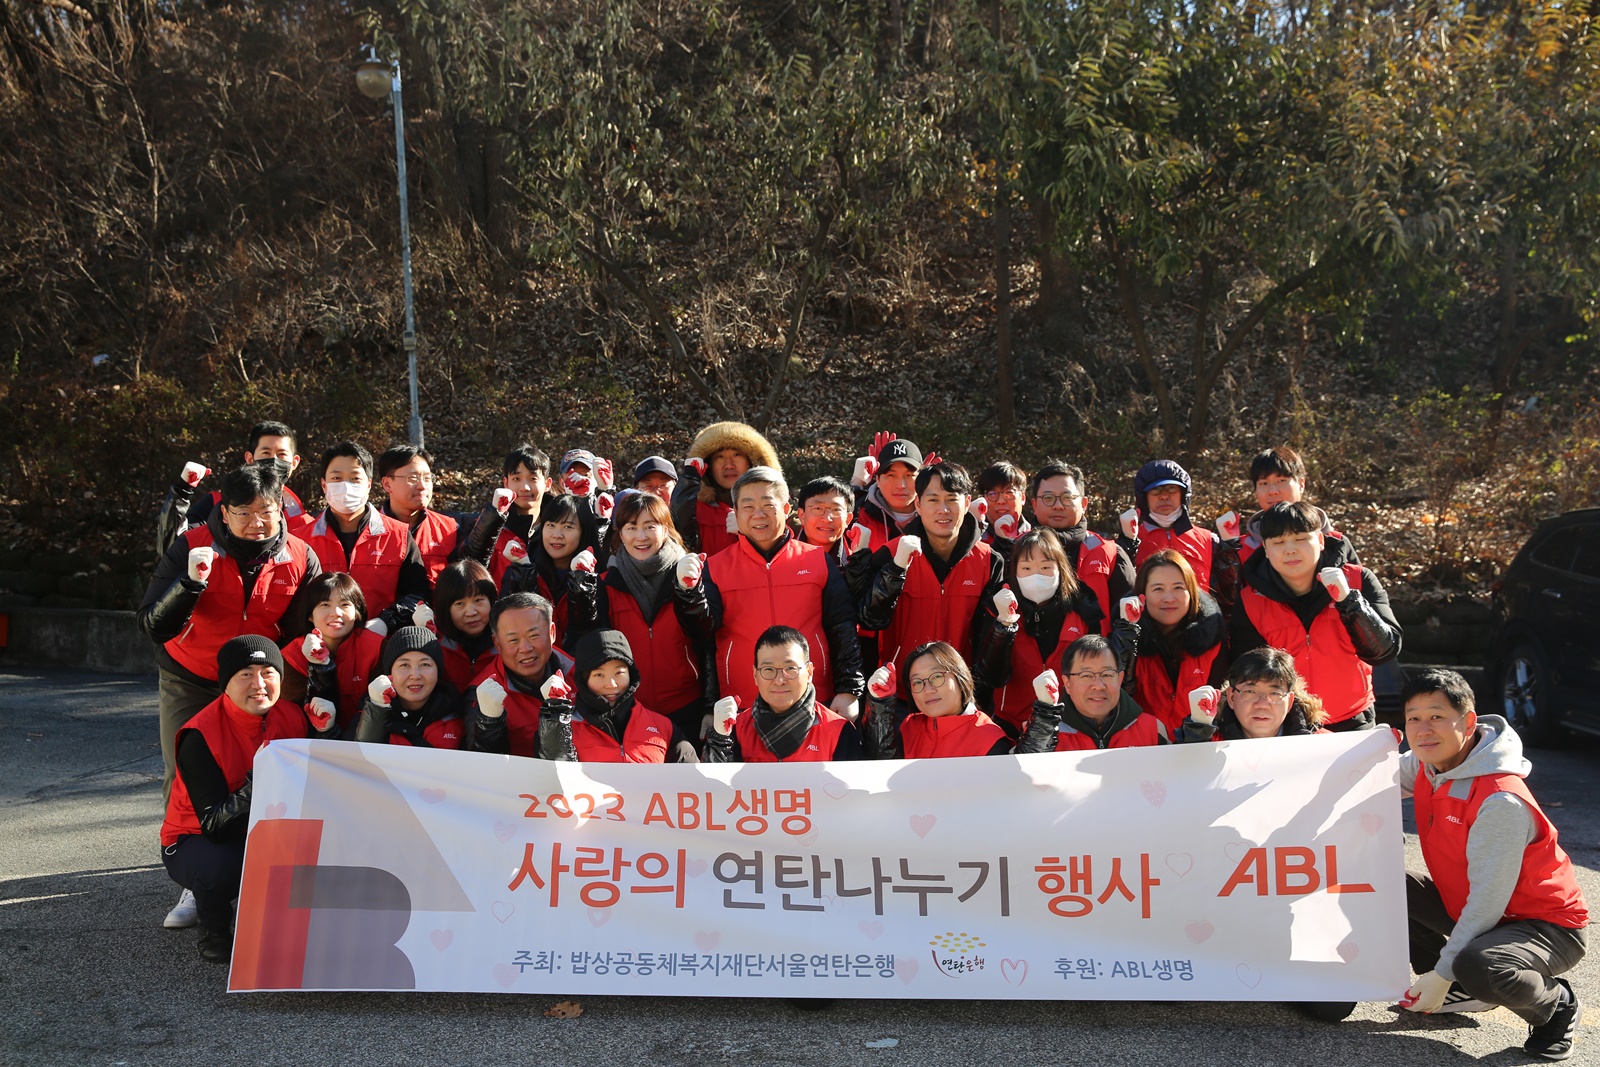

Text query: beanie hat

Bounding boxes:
[379,626,443,677]
[217,634,284,682]
[875,438,924,472]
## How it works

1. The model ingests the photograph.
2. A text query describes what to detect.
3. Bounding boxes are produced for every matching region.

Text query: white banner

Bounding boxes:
[230,729,1407,999]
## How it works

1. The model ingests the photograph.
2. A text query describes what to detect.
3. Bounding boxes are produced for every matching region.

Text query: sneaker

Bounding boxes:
[1437,984,1495,1014]
[196,929,232,964]
[1300,1001,1357,1022]
[1525,979,1582,1061]
[163,888,198,929]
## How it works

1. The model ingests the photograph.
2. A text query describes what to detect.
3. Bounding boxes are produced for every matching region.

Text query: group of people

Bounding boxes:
[139,419,1586,1060]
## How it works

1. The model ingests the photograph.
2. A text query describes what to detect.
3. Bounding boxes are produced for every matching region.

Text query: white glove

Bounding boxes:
[492,488,514,516]
[301,630,331,666]
[180,461,210,488]
[1216,510,1241,539]
[502,540,529,565]
[1400,970,1452,1014]
[364,618,389,637]
[1318,566,1351,602]
[867,663,897,699]
[846,523,872,555]
[596,458,614,490]
[306,698,337,733]
[713,696,739,735]
[596,492,615,521]
[571,548,597,574]
[675,553,703,589]
[1119,508,1140,539]
[993,585,1021,627]
[540,671,574,702]
[186,546,214,583]
[412,603,437,632]
[971,498,989,524]
[1119,595,1145,624]
[893,535,922,569]
[368,675,396,707]
[993,513,1019,541]
[476,678,507,719]
[1187,686,1221,726]
[725,509,739,534]
[850,455,878,489]
[1033,669,1061,706]
[685,457,707,477]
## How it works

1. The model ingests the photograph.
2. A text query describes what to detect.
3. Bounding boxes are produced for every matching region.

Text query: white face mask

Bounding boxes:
[325,480,369,514]
[1146,507,1182,528]
[1017,573,1059,604]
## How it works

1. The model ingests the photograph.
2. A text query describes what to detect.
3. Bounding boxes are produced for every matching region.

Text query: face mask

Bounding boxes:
[1017,573,1059,604]
[1147,507,1182,529]
[267,458,292,479]
[325,480,369,514]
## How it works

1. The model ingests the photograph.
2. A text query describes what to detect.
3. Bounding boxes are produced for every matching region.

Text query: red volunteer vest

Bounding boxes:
[164,527,312,680]
[991,611,1093,733]
[1052,712,1165,752]
[697,500,739,558]
[570,703,675,763]
[478,654,575,758]
[280,625,384,729]
[732,704,849,762]
[1132,642,1224,735]
[1072,533,1119,635]
[877,538,993,675]
[607,579,702,713]
[709,537,835,707]
[1415,769,1588,929]
[160,695,305,846]
[488,525,530,586]
[1135,523,1216,592]
[302,508,413,615]
[1239,564,1371,723]
[408,509,461,584]
[386,717,464,750]
[440,635,497,694]
[901,710,1007,759]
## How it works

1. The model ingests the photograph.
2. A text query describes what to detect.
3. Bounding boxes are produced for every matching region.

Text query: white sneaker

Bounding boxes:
[163,888,198,929]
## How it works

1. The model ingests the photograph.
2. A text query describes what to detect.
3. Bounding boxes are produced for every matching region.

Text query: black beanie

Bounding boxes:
[216,634,285,682]
[379,626,443,676]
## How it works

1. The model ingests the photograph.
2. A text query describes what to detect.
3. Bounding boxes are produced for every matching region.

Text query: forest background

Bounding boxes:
[1,0,1598,618]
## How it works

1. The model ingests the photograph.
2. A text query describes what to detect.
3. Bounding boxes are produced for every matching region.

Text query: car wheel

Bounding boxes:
[1499,641,1561,746]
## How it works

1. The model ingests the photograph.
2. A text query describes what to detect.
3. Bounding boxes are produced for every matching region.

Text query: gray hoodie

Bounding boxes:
[1399,714,1539,980]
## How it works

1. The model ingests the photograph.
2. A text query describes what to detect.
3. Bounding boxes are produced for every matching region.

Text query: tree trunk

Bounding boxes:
[1024,185,1086,361]
[1102,217,1180,450]
[756,209,836,433]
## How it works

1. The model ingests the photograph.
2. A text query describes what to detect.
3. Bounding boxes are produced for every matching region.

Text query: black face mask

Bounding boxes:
[255,457,292,480]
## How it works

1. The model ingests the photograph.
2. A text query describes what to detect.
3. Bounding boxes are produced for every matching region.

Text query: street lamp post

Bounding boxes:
[356,46,424,447]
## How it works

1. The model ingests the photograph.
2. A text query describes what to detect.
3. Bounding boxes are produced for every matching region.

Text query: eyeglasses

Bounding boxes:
[1068,670,1121,685]
[983,489,1020,501]
[1036,493,1080,508]
[756,664,806,681]
[1233,688,1289,705]
[392,474,433,487]
[909,671,950,693]
[227,506,280,524]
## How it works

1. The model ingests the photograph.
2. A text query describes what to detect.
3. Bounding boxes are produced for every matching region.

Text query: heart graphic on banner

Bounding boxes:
[822,775,850,800]
[1165,853,1193,878]
[896,957,919,984]
[1360,812,1383,837]
[1337,938,1360,963]
[491,900,514,923]
[588,909,611,928]
[1184,920,1215,944]
[264,802,287,819]
[419,787,447,804]
[1139,780,1166,807]
[492,963,518,989]
[694,931,720,952]
[796,830,820,847]
[493,820,515,843]
[1235,963,1262,989]
[1224,839,1253,864]
[430,929,453,951]
[858,920,885,941]
[686,858,708,878]
[1000,959,1028,986]
[909,815,936,839]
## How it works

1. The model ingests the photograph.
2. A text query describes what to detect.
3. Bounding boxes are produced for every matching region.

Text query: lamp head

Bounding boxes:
[355,46,391,100]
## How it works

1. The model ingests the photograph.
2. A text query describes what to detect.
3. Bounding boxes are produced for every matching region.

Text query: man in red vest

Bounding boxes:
[1400,669,1587,1061]
[1123,459,1236,604]
[1232,446,1360,566]
[463,592,575,757]
[1026,460,1135,631]
[378,444,473,584]
[300,440,430,619]
[702,625,862,761]
[157,420,309,555]
[848,434,927,552]
[459,444,554,587]
[1016,634,1166,752]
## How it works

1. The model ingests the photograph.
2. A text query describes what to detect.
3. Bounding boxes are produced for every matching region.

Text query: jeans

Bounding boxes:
[162,834,245,935]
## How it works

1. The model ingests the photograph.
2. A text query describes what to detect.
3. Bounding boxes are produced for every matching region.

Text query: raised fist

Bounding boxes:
[502,540,529,565]
[596,492,614,521]
[1187,686,1221,726]
[476,678,507,719]
[180,461,210,488]
[993,513,1019,541]
[411,603,437,633]
[685,457,707,477]
[186,546,214,583]
[1216,510,1241,540]
[1119,595,1145,624]
[846,523,872,555]
[993,585,1021,626]
[971,497,988,523]
[564,472,593,497]
[1317,566,1351,602]
[492,488,514,516]
[306,697,336,732]
[368,675,396,707]
[725,509,739,535]
[301,629,331,666]
[571,548,597,574]
[713,696,739,735]
[596,458,614,490]
[1033,669,1061,706]
[892,535,922,570]
[540,671,573,702]
[1119,508,1140,540]
[675,553,703,589]
[364,618,389,637]
[850,455,879,489]
[868,662,898,699]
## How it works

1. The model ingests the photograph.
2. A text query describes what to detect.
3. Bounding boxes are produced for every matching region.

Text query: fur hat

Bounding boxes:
[687,421,781,505]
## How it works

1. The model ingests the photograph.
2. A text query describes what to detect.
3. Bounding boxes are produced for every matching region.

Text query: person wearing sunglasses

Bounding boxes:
[859,641,1011,758]
[701,626,862,762]
[1016,634,1167,752]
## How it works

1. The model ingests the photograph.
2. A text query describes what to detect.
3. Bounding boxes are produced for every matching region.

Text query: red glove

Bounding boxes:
[180,461,210,488]
[923,451,943,468]
[301,630,331,666]
[306,698,336,732]
[596,458,614,490]
[596,492,614,521]
[492,488,514,516]
[867,661,898,699]
[971,498,988,523]
[685,457,707,477]
[540,671,573,702]
[846,523,872,555]
[368,675,396,707]
[993,513,1019,541]
[871,431,898,457]
[502,540,529,565]
[565,472,593,497]
[1216,510,1241,540]
[572,548,597,574]
[1119,595,1145,624]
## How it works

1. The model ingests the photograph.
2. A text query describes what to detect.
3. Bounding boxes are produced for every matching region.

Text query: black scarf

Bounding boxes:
[752,685,818,760]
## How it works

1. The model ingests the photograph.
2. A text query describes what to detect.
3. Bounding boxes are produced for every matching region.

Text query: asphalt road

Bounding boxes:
[3,666,1597,1067]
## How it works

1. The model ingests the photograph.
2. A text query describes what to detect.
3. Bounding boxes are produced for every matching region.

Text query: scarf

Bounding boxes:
[752,684,818,760]
[609,539,685,623]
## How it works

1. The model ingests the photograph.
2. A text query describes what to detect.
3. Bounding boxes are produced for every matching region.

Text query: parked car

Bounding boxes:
[1488,507,1600,744]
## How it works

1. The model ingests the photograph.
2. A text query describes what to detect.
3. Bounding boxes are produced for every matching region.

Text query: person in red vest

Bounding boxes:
[463,592,575,758]
[566,491,716,742]
[972,528,1114,738]
[976,461,1032,559]
[859,461,1004,675]
[1399,669,1587,1060]
[278,571,384,735]
[1233,501,1401,732]
[300,440,429,619]
[702,625,862,762]
[1025,460,1135,631]
[1173,647,1327,742]
[848,433,930,553]
[633,456,678,504]
[377,444,475,584]
[533,629,699,762]
[160,635,320,962]
[429,560,499,692]
[353,627,464,749]
[501,492,603,647]
[459,444,553,586]
[1016,634,1168,752]
[670,420,780,556]
[704,467,865,717]
[1123,459,1236,605]
[860,641,1011,758]
[1231,446,1360,566]
[157,420,309,554]
[1127,549,1227,736]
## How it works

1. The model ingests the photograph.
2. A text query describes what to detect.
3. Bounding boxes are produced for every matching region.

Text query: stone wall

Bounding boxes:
[0,546,150,611]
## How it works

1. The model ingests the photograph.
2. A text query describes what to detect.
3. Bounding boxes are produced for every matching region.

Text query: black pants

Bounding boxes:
[1408,871,1586,1024]
[162,834,244,935]
[1324,707,1376,733]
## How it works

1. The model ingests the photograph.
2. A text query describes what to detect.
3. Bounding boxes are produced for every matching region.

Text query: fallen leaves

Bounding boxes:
[544,1000,583,1019]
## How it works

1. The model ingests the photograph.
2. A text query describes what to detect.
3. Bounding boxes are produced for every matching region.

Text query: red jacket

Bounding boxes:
[875,536,995,675]
[991,611,1093,733]
[1132,643,1225,736]
[280,625,384,730]
[1052,712,1165,751]
[439,635,497,694]
[571,704,676,763]
[383,717,464,749]
[160,695,305,846]
[901,710,1007,758]
[698,501,740,558]
[301,507,414,616]
[1239,563,1371,723]
[709,537,835,707]
[476,657,552,758]
[406,508,461,584]
[164,527,313,681]
[1416,769,1587,929]
[1135,523,1217,592]
[603,576,704,714]
[732,704,849,762]
[1074,533,1121,635]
